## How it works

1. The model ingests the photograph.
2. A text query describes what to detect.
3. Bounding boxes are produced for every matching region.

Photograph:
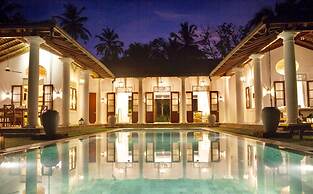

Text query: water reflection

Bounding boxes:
[0,130,312,194]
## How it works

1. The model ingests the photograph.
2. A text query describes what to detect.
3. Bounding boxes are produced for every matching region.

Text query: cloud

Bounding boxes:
[154,10,190,21]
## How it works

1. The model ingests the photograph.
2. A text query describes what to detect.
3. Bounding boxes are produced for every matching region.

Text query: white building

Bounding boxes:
[1,21,313,128]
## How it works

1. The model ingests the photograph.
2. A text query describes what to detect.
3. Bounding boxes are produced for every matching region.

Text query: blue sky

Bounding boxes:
[17,0,278,54]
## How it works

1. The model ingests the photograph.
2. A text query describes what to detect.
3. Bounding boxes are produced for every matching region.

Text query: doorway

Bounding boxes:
[89,93,96,124]
[154,93,170,122]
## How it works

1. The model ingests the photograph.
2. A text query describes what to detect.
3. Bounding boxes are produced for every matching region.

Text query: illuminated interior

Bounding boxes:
[116,92,132,123]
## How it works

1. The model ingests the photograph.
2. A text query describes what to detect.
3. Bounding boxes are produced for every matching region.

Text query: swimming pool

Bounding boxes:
[0,129,312,194]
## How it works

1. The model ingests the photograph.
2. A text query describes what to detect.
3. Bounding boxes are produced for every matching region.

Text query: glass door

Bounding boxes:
[186,92,193,123]
[210,91,219,122]
[132,92,139,123]
[107,93,115,122]
[170,92,179,123]
[145,92,154,123]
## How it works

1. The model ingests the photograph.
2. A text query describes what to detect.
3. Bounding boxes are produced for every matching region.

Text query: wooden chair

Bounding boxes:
[3,104,15,127]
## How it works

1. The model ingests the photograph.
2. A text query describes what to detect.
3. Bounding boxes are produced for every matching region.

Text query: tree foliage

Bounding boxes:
[55,3,91,43]
[0,0,26,24]
[95,27,124,64]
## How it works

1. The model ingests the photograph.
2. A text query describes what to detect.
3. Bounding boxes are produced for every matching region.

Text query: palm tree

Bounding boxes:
[124,42,152,63]
[170,22,198,48]
[0,0,25,24]
[95,27,124,63]
[55,3,91,43]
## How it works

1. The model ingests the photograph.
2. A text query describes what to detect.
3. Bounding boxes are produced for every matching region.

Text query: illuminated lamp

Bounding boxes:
[275,59,299,75]
[26,65,47,79]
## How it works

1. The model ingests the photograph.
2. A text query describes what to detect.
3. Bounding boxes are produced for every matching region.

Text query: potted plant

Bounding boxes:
[108,115,116,127]
[41,110,59,137]
[208,114,216,126]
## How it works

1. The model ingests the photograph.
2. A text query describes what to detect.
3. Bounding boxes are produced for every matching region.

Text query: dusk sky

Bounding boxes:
[17,0,278,54]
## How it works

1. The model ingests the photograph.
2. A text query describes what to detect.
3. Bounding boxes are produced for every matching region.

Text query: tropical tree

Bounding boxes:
[55,3,91,43]
[215,23,243,58]
[124,42,152,64]
[199,26,219,60]
[95,27,124,63]
[0,0,26,24]
[246,0,313,32]
[170,22,198,48]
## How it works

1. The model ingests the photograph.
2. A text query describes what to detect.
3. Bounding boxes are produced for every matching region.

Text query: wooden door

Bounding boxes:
[132,92,139,123]
[145,92,154,123]
[107,93,115,122]
[210,91,219,122]
[89,93,96,124]
[186,92,193,123]
[171,92,179,123]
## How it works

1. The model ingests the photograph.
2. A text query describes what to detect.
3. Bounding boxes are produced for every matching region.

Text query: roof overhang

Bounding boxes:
[210,21,313,77]
[0,21,114,78]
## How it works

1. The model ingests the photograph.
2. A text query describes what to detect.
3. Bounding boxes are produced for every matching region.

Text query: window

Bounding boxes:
[69,147,77,170]
[70,87,77,110]
[274,81,285,107]
[307,81,313,107]
[43,84,53,110]
[245,87,251,109]
[11,85,22,107]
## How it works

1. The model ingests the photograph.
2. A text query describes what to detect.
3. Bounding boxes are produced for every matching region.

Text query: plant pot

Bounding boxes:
[262,107,280,135]
[108,115,116,127]
[41,110,59,137]
[208,114,216,126]
[41,145,59,168]
[263,143,283,168]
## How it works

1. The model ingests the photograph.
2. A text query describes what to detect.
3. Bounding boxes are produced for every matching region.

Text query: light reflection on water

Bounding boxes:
[0,129,312,194]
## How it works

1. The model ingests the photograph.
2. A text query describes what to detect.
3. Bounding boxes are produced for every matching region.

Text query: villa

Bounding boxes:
[0,20,313,194]
[1,21,313,129]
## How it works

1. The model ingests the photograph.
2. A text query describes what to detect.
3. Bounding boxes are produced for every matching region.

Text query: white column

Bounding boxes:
[60,58,73,127]
[82,70,90,125]
[235,69,244,123]
[250,54,263,124]
[138,78,144,124]
[26,36,45,128]
[96,79,102,124]
[223,76,230,123]
[180,77,186,123]
[279,31,298,124]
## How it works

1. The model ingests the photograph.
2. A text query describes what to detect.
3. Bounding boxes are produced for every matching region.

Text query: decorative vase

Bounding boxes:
[41,110,59,137]
[262,107,280,135]
[108,115,116,127]
[208,114,216,126]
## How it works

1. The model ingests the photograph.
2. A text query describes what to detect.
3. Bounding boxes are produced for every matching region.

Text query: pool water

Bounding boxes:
[0,129,312,194]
